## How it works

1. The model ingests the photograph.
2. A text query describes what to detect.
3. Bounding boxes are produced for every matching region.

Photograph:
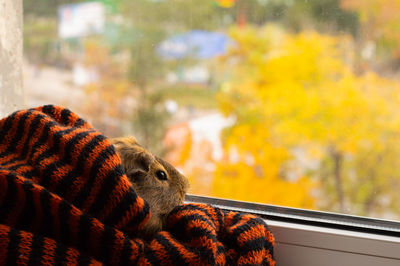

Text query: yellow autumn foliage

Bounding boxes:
[214,124,315,208]
[213,24,400,214]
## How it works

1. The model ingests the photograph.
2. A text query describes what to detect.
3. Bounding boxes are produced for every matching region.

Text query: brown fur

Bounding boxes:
[111,136,189,238]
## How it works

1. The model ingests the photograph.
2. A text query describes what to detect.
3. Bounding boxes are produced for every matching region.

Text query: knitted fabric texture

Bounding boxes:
[0,105,275,265]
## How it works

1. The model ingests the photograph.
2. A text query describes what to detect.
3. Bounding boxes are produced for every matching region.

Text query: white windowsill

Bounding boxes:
[186,194,400,266]
[269,219,400,266]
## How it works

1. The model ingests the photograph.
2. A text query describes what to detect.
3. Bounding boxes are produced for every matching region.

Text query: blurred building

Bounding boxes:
[164,113,234,194]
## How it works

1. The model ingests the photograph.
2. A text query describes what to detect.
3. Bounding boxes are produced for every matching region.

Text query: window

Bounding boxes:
[18,0,400,224]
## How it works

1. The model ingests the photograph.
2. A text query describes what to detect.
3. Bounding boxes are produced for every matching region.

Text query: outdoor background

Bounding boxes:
[23,0,400,220]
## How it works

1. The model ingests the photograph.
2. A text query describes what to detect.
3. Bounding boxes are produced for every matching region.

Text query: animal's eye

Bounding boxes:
[156,170,168,181]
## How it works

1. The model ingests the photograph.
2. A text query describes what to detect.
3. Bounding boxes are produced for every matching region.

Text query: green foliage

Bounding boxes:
[161,86,218,110]
[117,0,226,152]
[23,18,58,64]
[131,91,171,155]
[24,0,84,17]
[296,0,359,35]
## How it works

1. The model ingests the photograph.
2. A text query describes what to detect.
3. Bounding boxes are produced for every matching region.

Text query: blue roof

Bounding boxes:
[157,30,232,59]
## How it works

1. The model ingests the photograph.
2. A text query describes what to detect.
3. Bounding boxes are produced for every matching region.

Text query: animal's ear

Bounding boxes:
[128,151,154,172]
[111,137,155,181]
[124,151,155,182]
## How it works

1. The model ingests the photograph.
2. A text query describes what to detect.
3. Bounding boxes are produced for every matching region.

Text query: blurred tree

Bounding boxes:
[23,18,58,65]
[23,0,360,68]
[80,38,132,136]
[341,0,400,72]
[228,0,359,34]
[24,0,83,17]
[215,24,400,216]
[23,0,228,153]
[117,0,227,153]
[213,123,316,208]
[23,0,85,66]
[289,0,359,34]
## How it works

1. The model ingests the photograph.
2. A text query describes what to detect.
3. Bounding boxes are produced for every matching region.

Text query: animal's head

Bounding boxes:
[111,136,189,238]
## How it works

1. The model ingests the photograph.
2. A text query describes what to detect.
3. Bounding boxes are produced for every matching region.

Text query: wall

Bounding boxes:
[0,0,23,117]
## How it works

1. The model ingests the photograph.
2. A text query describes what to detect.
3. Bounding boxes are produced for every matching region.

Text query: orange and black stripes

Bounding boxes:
[0,225,102,265]
[146,203,275,266]
[0,105,274,265]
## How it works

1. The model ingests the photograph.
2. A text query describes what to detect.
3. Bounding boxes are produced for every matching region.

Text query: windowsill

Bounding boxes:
[186,194,400,266]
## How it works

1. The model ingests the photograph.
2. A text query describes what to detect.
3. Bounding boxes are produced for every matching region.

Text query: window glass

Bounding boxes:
[22,0,400,221]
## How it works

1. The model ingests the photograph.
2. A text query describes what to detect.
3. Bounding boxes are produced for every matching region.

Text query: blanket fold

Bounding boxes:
[0,105,275,265]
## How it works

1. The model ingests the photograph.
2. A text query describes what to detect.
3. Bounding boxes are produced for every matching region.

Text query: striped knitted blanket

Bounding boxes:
[0,105,275,265]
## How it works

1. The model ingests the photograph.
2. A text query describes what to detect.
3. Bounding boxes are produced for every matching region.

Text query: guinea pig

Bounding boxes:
[111,136,189,239]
